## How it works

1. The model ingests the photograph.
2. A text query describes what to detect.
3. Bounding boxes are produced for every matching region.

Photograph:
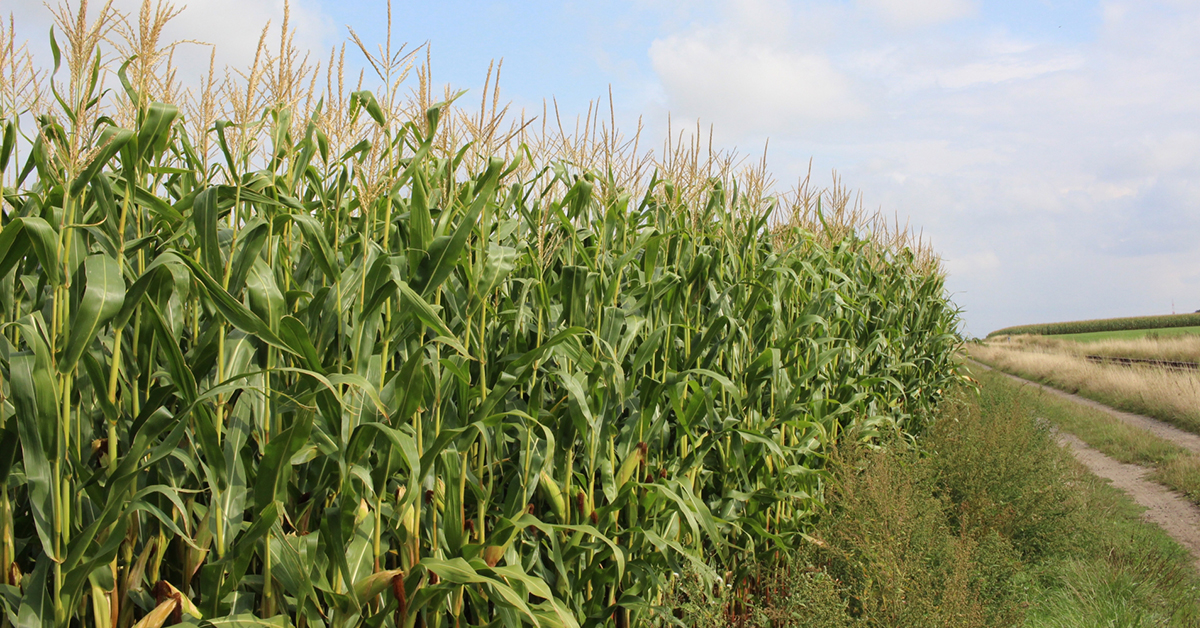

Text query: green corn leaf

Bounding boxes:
[59,254,125,374]
[350,90,388,127]
[16,552,52,628]
[0,422,18,486]
[226,218,269,296]
[200,614,289,628]
[254,414,313,513]
[472,327,586,423]
[212,502,280,610]
[384,349,426,426]
[70,126,134,197]
[0,118,15,172]
[0,217,61,286]
[419,557,540,624]
[470,243,517,314]
[245,258,285,333]
[279,315,327,375]
[178,255,296,355]
[284,214,339,281]
[397,281,464,352]
[136,102,181,164]
[59,517,129,615]
[407,169,432,271]
[411,157,503,296]
[213,120,238,180]
[10,352,59,561]
[194,186,228,279]
[268,531,317,613]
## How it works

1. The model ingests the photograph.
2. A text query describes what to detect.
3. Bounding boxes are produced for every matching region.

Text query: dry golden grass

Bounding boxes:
[968,343,1200,434]
[988,333,1200,364]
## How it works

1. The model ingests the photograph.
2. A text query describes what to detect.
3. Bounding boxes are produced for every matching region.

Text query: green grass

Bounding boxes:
[969,369,1200,627]
[989,313,1200,338]
[966,365,1200,504]
[1020,480,1200,628]
[1047,326,1200,343]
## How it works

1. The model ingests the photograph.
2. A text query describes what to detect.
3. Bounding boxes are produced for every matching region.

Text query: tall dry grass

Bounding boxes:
[969,343,1200,434]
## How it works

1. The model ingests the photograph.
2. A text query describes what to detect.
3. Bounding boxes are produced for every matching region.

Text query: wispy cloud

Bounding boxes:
[649,32,868,134]
[640,0,1200,335]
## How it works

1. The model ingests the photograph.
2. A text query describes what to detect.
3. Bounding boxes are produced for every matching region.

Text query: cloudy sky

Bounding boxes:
[11,0,1200,336]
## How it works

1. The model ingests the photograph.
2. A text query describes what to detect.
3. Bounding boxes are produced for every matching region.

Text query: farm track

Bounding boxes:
[1055,432,1200,571]
[970,360,1200,455]
[969,360,1200,570]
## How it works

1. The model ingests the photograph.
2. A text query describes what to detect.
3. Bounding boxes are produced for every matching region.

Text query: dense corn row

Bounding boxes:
[0,4,962,627]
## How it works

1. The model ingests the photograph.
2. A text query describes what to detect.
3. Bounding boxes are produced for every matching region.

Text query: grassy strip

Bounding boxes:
[1048,326,1200,343]
[972,367,1200,627]
[973,370,1200,626]
[967,365,1200,505]
[967,343,1200,435]
[989,312,1200,338]
[662,373,1200,626]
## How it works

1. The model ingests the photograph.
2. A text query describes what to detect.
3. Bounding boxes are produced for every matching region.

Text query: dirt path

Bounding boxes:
[969,360,1200,570]
[969,360,1200,455]
[1056,433,1200,570]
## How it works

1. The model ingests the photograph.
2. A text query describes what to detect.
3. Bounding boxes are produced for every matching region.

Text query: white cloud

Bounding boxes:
[858,0,978,28]
[944,249,1000,276]
[646,1,867,136]
[641,0,1200,335]
[927,55,1084,89]
[649,31,867,134]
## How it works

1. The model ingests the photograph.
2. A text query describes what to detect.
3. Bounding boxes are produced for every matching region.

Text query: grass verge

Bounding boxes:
[989,312,1200,337]
[661,370,1200,626]
[965,364,1200,505]
[983,332,1200,364]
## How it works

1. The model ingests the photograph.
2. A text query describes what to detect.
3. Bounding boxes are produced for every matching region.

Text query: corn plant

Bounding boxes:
[0,3,963,627]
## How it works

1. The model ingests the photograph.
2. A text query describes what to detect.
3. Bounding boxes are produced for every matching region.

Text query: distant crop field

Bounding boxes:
[989,313,1200,337]
[1048,326,1200,343]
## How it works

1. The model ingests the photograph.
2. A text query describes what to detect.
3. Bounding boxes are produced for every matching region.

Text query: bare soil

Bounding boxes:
[1057,432,1200,571]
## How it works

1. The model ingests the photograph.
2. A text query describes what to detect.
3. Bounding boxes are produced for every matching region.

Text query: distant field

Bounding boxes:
[989,312,1200,337]
[1049,325,1200,343]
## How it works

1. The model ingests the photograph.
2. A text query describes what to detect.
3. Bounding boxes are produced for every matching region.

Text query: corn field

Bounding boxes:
[0,3,962,627]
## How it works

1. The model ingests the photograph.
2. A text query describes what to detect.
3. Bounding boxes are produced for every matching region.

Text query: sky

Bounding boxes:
[9,0,1200,336]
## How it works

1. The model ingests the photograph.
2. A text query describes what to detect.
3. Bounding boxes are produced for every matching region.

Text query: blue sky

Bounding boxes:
[12,0,1200,336]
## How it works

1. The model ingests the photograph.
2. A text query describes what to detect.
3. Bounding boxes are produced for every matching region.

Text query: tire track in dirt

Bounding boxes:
[968,359,1200,570]
[1056,432,1200,571]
